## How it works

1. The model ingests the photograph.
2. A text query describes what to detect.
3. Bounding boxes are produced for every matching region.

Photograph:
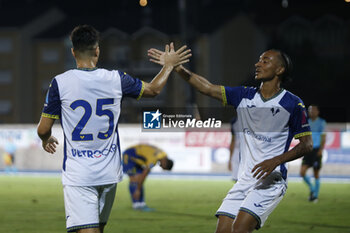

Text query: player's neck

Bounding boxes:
[76,59,97,69]
[259,79,281,100]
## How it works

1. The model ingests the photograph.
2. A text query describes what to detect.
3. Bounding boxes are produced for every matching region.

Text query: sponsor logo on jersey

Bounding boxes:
[243,128,272,142]
[71,144,117,158]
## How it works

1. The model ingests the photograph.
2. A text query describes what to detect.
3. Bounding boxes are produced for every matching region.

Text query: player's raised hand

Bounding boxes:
[42,136,59,154]
[148,47,165,65]
[148,42,191,67]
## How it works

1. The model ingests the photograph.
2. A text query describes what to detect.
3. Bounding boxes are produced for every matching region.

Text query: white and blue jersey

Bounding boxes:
[222,86,311,182]
[309,117,326,149]
[42,68,144,186]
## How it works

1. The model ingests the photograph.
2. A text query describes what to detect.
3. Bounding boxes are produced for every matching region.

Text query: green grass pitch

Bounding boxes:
[0,176,349,233]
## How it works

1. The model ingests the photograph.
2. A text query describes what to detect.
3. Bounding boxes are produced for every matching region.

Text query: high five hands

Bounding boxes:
[148,42,191,68]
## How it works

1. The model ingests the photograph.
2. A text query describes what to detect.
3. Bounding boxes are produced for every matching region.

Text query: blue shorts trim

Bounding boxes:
[239,207,261,229]
[215,211,236,220]
[67,223,102,232]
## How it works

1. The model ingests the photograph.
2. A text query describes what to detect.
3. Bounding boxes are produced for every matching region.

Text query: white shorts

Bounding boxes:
[216,171,287,229]
[63,183,117,232]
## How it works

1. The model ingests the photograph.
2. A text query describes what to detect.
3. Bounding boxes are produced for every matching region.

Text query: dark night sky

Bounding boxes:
[0,0,349,122]
[1,0,350,35]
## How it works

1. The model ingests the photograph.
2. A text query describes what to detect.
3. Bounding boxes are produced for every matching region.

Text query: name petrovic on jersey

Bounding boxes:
[71,144,117,158]
[243,128,272,143]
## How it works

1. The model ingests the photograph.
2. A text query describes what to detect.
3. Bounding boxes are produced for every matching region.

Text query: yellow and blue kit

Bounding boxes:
[122,144,167,176]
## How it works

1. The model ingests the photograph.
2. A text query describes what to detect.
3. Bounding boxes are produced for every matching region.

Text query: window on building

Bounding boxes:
[109,46,129,67]
[0,70,12,84]
[41,48,59,63]
[0,100,11,114]
[0,37,12,53]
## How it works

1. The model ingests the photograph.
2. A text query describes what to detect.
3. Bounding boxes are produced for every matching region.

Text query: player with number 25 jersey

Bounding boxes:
[43,68,142,186]
[37,25,191,233]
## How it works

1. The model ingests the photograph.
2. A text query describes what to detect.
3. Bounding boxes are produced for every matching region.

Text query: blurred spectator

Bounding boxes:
[3,138,17,173]
[300,104,326,202]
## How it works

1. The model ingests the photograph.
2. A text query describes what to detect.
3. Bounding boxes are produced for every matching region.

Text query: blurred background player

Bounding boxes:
[148,47,312,233]
[37,25,190,233]
[3,138,17,173]
[122,144,173,211]
[300,104,326,202]
[228,116,241,182]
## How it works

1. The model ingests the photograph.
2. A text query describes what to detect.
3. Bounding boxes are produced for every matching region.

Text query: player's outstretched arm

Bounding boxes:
[252,135,313,179]
[142,43,191,97]
[37,116,59,154]
[148,47,222,101]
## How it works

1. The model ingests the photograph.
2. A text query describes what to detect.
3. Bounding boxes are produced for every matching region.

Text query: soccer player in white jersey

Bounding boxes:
[148,48,313,233]
[37,25,191,233]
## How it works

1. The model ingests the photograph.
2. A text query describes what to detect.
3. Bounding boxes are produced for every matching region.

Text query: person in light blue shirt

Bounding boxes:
[3,138,17,173]
[300,104,326,202]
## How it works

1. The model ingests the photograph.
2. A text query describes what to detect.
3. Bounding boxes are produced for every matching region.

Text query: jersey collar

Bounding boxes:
[76,67,98,71]
[259,88,284,102]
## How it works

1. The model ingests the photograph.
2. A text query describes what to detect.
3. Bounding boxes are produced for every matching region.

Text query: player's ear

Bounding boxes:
[276,66,285,76]
[71,48,76,58]
[95,46,100,58]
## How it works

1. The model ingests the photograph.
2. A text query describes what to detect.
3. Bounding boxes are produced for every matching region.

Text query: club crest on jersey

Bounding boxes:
[143,109,162,129]
[270,107,280,116]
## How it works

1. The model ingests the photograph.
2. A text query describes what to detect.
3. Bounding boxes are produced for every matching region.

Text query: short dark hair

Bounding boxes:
[70,25,100,55]
[309,104,320,111]
[164,158,174,171]
[271,49,293,83]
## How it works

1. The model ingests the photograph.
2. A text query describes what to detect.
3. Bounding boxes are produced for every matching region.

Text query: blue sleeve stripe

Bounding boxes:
[136,81,145,100]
